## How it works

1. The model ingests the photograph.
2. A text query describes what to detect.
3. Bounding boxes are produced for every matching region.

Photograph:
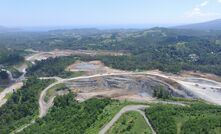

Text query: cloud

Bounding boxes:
[200,1,209,7]
[184,0,220,20]
[186,7,219,18]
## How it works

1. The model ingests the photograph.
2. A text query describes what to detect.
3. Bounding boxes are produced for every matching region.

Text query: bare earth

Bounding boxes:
[25,49,125,63]
[66,60,123,75]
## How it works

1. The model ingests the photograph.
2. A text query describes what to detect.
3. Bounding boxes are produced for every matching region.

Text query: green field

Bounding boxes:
[66,71,84,78]
[107,111,152,134]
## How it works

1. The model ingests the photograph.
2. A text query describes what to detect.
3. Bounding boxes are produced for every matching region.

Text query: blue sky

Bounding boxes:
[1,0,221,27]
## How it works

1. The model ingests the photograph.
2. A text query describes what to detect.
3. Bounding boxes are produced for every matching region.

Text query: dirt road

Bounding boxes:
[0,82,23,107]
[39,80,63,117]
[98,105,156,134]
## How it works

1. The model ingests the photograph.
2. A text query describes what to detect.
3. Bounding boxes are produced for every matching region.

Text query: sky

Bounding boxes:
[1,0,221,28]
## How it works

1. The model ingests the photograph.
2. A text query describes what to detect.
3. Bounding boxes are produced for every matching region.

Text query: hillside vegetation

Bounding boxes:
[21,94,113,134]
[146,102,221,134]
[0,78,53,134]
[27,57,81,78]
[16,28,221,75]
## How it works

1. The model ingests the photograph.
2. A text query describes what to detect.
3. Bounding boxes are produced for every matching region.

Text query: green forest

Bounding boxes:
[21,94,113,134]
[3,28,221,75]
[146,102,221,134]
[27,56,81,78]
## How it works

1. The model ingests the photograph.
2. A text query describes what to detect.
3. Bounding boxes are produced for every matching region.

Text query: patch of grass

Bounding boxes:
[65,71,84,78]
[165,97,201,103]
[107,111,152,134]
[44,83,66,102]
[85,101,127,134]
[3,93,13,100]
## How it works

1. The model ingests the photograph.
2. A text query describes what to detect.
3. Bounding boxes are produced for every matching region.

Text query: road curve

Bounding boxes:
[98,105,156,134]
[39,80,64,118]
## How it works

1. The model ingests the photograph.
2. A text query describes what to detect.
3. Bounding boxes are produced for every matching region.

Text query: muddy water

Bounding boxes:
[74,63,97,70]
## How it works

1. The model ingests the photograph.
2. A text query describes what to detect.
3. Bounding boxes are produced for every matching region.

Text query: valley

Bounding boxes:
[1,27,221,134]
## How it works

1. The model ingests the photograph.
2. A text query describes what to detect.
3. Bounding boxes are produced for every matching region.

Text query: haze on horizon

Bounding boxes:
[1,0,221,28]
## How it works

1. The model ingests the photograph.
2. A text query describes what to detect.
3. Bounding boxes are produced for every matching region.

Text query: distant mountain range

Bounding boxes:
[174,19,221,30]
[0,26,21,33]
[1,19,221,32]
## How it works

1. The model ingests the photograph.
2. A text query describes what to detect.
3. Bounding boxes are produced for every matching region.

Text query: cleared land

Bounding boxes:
[25,49,125,63]
[66,60,123,75]
[24,50,221,106]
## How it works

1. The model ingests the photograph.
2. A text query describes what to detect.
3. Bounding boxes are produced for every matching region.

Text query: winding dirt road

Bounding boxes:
[38,72,180,118]
[98,105,156,134]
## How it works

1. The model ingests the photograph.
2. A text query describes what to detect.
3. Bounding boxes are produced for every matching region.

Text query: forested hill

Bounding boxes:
[1,28,221,74]
[0,28,221,52]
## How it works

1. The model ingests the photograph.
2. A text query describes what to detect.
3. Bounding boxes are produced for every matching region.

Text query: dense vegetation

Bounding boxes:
[27,56,82,78]
[107,111,152,134]
[85,101,134,134]
[146,102,221,134]
[0,78,53,134]
[21,94,112,134]
[0,47,24,66]
[2,28,221,75]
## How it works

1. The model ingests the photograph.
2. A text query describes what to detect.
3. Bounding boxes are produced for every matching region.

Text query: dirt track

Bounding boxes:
[0,82,23,107]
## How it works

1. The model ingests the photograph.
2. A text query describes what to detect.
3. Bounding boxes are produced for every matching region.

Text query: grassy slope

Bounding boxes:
[107,111,152,134]
[44,83,66,102]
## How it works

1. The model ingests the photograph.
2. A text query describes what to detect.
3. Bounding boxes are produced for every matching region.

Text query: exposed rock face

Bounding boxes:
[65,75,194,99]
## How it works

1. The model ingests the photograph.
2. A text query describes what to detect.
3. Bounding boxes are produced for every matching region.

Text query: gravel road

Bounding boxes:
[98,105,156,134]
